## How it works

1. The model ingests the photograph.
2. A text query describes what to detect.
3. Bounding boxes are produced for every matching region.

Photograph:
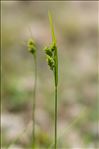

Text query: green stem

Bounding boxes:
[32,54,37,149]
[54,47,58,149]
[55,85,58,149]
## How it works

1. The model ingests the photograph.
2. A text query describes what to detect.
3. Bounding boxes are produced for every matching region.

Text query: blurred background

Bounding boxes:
[1,1,98,149]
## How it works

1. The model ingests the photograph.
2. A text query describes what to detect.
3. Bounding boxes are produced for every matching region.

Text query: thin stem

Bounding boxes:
[54,46,58,149]
[32,54,37,149]
[55,85,58,149]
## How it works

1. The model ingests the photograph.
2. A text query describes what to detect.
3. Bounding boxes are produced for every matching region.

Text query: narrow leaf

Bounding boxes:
[48,11,56,44]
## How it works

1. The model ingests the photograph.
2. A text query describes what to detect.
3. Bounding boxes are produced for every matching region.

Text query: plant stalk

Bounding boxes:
[32,54,37,149]
[55,85,58,149]
[54,47,58,149]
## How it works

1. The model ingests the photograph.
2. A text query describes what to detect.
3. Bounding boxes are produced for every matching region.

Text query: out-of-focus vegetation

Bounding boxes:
[1,1,98,149]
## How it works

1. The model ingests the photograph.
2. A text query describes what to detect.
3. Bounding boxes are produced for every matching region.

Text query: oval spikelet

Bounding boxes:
[27,38,36,54]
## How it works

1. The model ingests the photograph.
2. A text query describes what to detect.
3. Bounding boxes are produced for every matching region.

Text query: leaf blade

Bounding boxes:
[48,11,56,44]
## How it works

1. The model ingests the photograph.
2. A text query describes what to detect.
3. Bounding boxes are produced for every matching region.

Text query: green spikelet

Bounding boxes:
[27,38,36,54]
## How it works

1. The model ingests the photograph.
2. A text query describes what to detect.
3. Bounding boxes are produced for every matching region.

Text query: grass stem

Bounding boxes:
[32,54,37,149]
[55,85,58,149]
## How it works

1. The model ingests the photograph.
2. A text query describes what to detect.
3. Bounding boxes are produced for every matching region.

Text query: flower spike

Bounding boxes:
[27,38,36,55]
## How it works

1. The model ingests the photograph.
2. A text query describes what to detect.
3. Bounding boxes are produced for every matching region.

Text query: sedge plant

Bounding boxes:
[5,39,37,149]
[44,12,58,149]
[27,38,37,149]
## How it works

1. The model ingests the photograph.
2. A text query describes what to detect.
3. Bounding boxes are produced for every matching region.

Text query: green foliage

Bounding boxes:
[8,85,28,111]
[36,131,52,148]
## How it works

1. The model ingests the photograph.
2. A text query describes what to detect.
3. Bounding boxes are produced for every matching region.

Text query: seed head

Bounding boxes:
[27,38,36,54]
[44,43,57,71]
